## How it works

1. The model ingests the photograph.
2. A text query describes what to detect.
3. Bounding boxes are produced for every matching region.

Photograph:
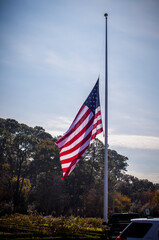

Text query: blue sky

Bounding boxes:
[1,0,159,183]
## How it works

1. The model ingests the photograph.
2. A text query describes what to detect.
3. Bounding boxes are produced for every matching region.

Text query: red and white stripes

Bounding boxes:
[56,104,103,179]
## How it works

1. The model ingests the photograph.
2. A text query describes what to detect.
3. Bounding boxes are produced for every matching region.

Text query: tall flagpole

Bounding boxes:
[104,13,108,223]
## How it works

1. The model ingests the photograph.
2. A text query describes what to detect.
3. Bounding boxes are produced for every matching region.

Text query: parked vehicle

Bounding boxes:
[108,213,140,239]
[116,218,159,240]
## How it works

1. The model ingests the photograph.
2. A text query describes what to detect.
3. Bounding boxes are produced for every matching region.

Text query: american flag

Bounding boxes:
[56,79,103,179]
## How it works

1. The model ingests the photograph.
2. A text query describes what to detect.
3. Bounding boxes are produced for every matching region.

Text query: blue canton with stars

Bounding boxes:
[84,79,100,114]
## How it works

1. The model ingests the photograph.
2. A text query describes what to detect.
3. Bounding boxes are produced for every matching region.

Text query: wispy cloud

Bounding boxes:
[127,170,159,184]
[109,134,159,150]
[44,116,72,137]
[44,50,99,80]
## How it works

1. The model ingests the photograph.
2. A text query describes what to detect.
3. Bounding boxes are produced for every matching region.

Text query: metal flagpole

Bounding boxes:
[104,13,108,223]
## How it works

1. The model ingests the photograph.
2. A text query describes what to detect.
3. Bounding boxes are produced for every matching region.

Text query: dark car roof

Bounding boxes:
[109,213,140,223]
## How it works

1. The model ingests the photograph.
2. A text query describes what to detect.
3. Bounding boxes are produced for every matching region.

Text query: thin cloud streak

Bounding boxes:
[127,170,159,184]
[109,134,159,150]
[44,117,159,150]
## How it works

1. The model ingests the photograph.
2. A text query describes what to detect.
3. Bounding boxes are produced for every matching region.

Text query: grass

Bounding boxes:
[0,213,109,239]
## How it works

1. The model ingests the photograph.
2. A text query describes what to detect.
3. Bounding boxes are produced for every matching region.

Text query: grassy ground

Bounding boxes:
[0,213,109,239]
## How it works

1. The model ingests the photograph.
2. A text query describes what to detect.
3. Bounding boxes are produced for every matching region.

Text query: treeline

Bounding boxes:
[0,118,159,217]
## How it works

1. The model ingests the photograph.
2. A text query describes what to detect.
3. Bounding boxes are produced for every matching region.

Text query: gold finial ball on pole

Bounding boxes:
[104,13,108,17]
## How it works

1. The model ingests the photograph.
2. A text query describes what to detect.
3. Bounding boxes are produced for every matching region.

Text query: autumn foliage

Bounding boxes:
[0,118,159,218]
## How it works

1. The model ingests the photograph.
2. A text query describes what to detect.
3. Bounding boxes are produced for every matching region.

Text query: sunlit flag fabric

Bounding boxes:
[56,79,103,179]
